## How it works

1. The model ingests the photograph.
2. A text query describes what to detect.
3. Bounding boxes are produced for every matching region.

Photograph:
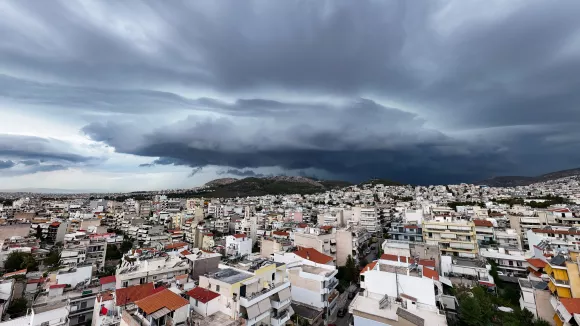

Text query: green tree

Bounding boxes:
[120,240,133,253]
[533,319,551,326]
[5,252,38,272]
[459,296,483,326]
[106,245,122,260]
[6,298,28,317]
[344,255,357,283]
[44,251,60,267]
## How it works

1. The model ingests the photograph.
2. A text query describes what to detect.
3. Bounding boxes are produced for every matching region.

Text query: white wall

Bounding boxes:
[291,286,323,309]
[56,265,92,287]
[191,298,220,317]
[173,305,190,324]
[363,270,436,306]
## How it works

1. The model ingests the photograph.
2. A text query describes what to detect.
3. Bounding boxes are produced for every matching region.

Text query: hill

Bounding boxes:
[360,178,405,186]
[197,176,354,198]
[477,167,580,187]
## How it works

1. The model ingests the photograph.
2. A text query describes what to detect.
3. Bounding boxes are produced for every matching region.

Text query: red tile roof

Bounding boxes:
[273,231,289,236]
[360,261,377,274]
[50,284,66,289]
[404,225,419,229]
[297,223,307,228]
[116,283,155,306]
[527,258,547,269]
[550,208,571,213]
[26,278,45,284]
[165,242,187,250]
[232,233,246,239]
[180,250,192,256]
[320,225,333,230]
[473,219,493,227]
[560,298,580,314]
[187,287,220,304]
[380,254,411,263]
[203,233,214,237]
[295,247,333,264]
[135,289,189,314]
[418,259,436,268]
[533,228,580,235]
[422,267,439,281]
[3,269,27,278]
[99,275,116,285]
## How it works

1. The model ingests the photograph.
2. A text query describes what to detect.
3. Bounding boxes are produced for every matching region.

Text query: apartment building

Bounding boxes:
[182,248,221,280]
[518,278,553,321]
[34,282,99,326]
[473,219,494,243]
[260,238,293,258]
[479,248,528,277]
[423,219,478,258]
[527,226,580,253]
[294,226,335,264]
[61,235,107,271]
[194,258,293,326]
[354,256,447,326]
[387,222,423,244]
[509,213,551,249]
[225,233,252,257]
[335,227,371,266]
[115,254,189,288]
[495,229,522,250]
[273,250,339,323]
[123,289,190,326]
[359,207,380,233]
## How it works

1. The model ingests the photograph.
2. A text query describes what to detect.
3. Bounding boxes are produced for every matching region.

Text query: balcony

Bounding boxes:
[271,297,291,309]
[270,308,292,326]
[240,281,291,307]
[549,275,571,287]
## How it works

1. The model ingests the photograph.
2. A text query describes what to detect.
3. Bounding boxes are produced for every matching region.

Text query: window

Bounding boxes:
[272,273,275,281]
[78,315,86,323]
[195,300,198,307]
[122,281,128,287]
[140,278,145,284]
[216,285,220,292]
[80,301,87,309]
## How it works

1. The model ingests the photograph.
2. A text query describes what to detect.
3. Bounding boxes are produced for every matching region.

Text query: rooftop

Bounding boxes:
[209,268,253,284]
[300,265,336,277]
[187,287,220,304]
[135,288,189,314]
[295,247,333,264]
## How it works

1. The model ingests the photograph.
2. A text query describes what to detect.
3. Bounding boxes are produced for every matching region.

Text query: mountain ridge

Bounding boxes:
[476,167,580,187]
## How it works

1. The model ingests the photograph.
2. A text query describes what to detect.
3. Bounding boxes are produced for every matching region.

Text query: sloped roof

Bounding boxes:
[422,267,439,281]
[116,283,155,306]
[561,298,580,314]
[295,247,333,264]
[526,258,547,269]
[232,233,246,239]
[360,261,377,274]
[99,275,116,285]
[473,219,493,227]
[135,289,189,314]
[187,287,220,304]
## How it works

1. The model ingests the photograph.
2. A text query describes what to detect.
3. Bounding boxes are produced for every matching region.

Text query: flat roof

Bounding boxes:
[210,268,253,284]
[301,265,336,277]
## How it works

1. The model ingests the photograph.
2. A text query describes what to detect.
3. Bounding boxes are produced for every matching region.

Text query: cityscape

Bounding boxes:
[1,1,580,326]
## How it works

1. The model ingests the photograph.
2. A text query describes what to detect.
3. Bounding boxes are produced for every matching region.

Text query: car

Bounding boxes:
[337,308,347,317]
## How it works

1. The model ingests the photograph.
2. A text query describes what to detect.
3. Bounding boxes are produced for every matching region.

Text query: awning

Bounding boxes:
[150,308,171,319]
[277,287,291,301]
[246,304,260,319]
[258,298,271,314]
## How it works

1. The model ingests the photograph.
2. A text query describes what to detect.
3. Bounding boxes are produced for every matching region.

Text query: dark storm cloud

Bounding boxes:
[217,169,265,178]
[3,0,580,183]
[0,160,15,169]
[0,135,98,175]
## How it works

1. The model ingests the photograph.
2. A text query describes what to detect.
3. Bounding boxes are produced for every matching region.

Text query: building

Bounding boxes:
[423,220,478,258]
[182,248,222,280]
[479,247,528,277]
[61,235,108,271]
[225,233,252,258]
[122,289,190,326]
[194,258,293,326]
[387,222,423,244]
[518,278,553,321]
[294,227,336,265]
[473,219,494,243]
[273,250,339,324]
[116,253,189,288]
[358,208,380,233]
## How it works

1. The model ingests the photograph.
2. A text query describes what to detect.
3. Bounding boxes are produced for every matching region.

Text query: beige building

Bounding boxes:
[423,219,478,258]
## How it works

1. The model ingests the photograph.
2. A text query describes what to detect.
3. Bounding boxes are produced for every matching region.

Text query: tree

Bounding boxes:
[35,225,43,239]
[6,298,28,317]
[106,245,122,260]
[344,255,358,283]
[44,251,60,268]
[458,296,483,326]
[5,252,38,272]
[121,240,133,253]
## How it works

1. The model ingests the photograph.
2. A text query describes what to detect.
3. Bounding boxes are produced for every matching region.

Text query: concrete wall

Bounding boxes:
[336,230,353,267]
[364,271,436,306]
[191,297,219,317]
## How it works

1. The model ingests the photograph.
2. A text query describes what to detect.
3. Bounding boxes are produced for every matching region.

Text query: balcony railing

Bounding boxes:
[239,281,291,307]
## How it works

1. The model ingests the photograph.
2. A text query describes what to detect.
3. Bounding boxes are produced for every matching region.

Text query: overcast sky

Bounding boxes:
[1,0,580,192]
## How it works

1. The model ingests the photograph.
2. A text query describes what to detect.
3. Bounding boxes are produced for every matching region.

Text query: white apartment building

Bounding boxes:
[193,258,293,326]
[61,235,107,271]
[354,257,447,326]
[359,207,380,233]
[495,229,522,250]
[225,233,252,257]
[273,251,340,318]
[115,254,189,288]
[527,226,580,253]
[479,247,529,277]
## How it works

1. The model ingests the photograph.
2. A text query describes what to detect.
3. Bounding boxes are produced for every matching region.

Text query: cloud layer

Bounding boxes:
[1,0,580,189]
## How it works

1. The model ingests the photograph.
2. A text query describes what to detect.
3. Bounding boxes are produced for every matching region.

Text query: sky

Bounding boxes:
[2,0,580,192]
